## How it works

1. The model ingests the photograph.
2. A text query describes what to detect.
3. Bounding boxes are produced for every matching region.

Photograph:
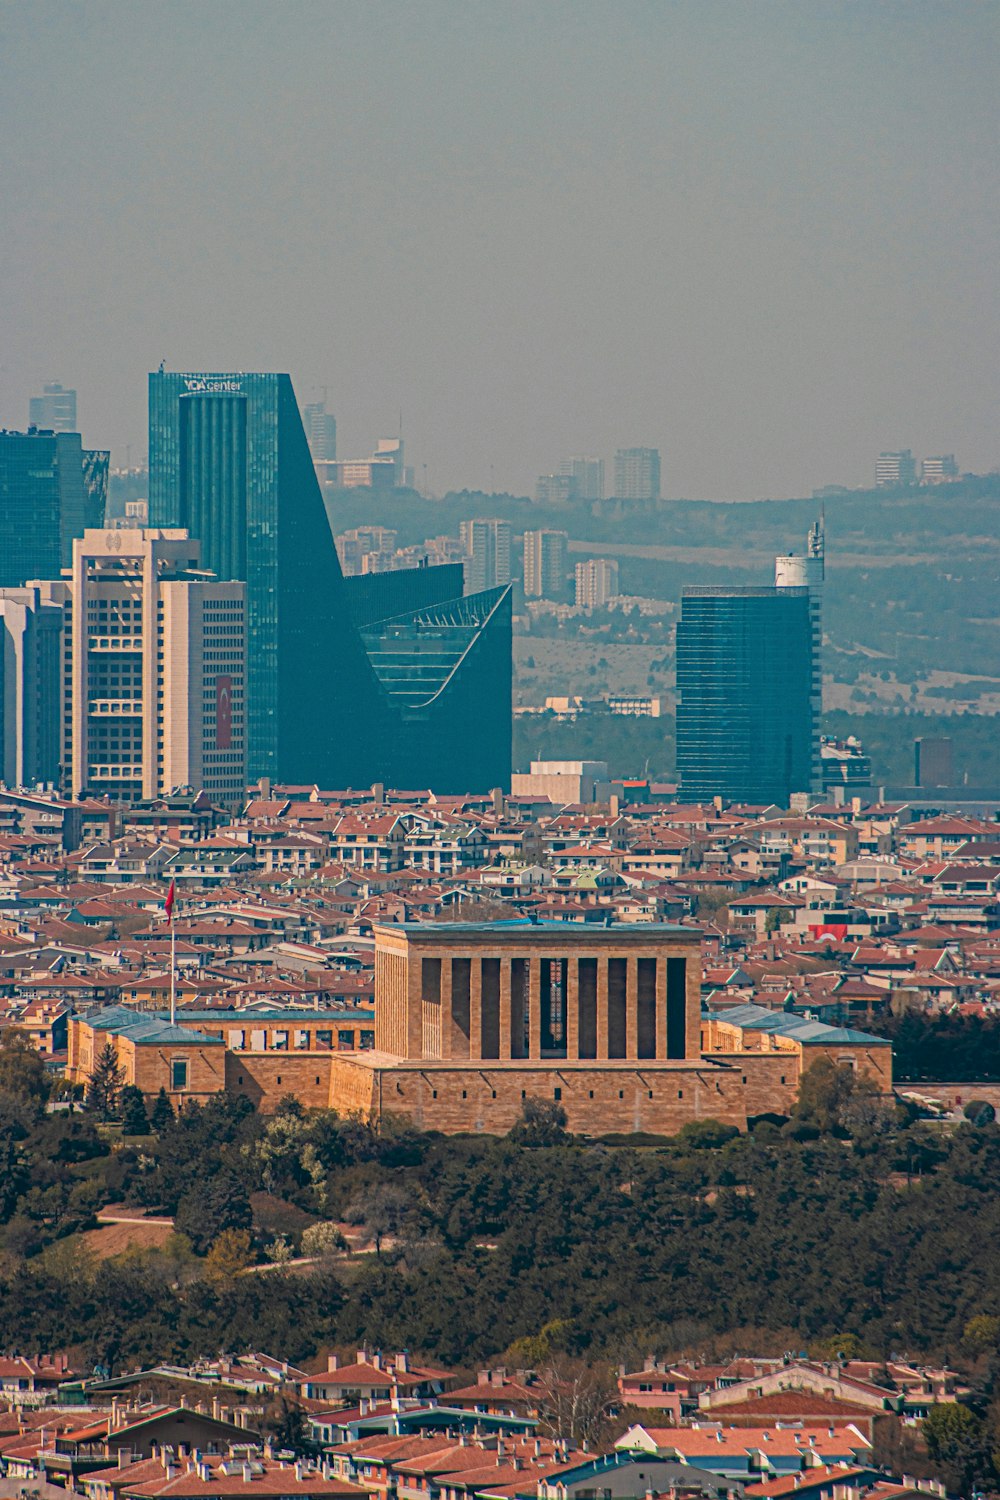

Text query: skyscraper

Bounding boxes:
[41,528,247,806]
[0,429,86,587]
[459,518,512,593]
[149,372,512,790]
[774,519,824,793]
[28,382,77,433]
[613,447,661,501]
[0,586,63,788]
[560,456,604,501]
[676,586,815,806]
[302,399,337,463]
[523,529,568,599]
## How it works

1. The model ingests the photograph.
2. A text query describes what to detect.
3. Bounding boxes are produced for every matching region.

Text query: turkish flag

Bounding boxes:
[164,880,176,923]
[216,675,232,750]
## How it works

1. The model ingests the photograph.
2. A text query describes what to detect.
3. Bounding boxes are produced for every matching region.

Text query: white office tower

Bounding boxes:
[41,529,246,806]
[775,518,824,792]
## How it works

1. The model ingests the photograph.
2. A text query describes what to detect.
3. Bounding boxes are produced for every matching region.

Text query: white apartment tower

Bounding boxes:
[523,529,568,599]
[41,529,246,805]
[459,518,512,592]
[574,557,620,609]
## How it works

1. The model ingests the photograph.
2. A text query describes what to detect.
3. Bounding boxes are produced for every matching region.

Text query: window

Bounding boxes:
[553,1087,562,1101]
[171,1058,188,1090]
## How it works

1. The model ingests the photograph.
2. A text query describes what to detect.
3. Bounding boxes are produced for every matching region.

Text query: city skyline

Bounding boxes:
[2,3,997,499]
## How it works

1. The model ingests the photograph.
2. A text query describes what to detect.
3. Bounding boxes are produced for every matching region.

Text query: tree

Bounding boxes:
[120,1086,150,1136]
[86,1044,126,1122]
[963,1314,1000,1357]
[346,1182,412,1257]
[301,1221,346,1259]
[0,1031,49,1115]
[964,1100,997,1126]
[175,1170,253,1255]
[509,1097,569,1147]
[204,1228,253,1285]
[675,1119,740,1150]
[791,1057,882,1137]
[922,1403,990,1494]
[150,1088,174,1131]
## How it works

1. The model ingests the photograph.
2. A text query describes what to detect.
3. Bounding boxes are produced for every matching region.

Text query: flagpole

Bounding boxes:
[170,913,176,1028]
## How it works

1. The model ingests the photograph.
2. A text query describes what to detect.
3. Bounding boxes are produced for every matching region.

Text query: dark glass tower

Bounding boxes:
[676,586,814,806]
[0,430,86,587]
[149,372,511,790]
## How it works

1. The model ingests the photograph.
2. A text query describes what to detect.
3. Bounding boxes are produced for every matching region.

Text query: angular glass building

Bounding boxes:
[676,586,815,806]
[149,372,511,790]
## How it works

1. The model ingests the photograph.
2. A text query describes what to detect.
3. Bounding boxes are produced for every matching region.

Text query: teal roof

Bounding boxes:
[705,1002,889,1047]
[175,1007,373,1023]
[84,1004,224,1046]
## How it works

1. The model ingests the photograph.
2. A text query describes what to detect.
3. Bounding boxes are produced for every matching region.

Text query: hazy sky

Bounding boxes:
[1,1,997,499]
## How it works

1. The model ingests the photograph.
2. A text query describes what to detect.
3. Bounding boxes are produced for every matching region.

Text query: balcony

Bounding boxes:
[88,699,143,715]
[86,635,143,651]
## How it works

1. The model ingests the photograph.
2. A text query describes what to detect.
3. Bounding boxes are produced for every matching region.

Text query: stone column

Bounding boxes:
[655,956,668,1061]
[596,957,609,1060]
[625,955,639,1060]
[528,958,542,1060]
[566,958,579,1061]
[499,958,512,1061]
[441,958,453,1060]
[469,958,482,1062]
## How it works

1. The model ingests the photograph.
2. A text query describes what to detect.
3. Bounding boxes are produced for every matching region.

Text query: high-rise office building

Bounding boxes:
[82,449,110,530]
[774,519,824,793]
[676,586,815,806]
[28,382,77,434]
[914,736,953,788]
[0,586,64,788]
[560,456,604,501]
[0,430,87,587]
[302,400,337,463]
[875,450,917,488]
[523,529,568,599]
[460,518,512,593]
[921,454,958,484]
[574,557,619,609]
[613,447,661,501]
[40,529,246,806]
[149,372,512,790]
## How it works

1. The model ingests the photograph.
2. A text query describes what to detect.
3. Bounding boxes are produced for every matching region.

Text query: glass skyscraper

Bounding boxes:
[149,371,511,790]
[0,430,87,588]
[676,586,815,806]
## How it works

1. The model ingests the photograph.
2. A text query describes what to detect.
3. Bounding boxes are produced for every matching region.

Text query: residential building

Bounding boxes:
[874,450,917,488]
[535,474,575,505]
[523,530,568,599]
[0,428,87,586]
[43,528,247,806]
[0,585,64,788]
[560,456,604,500]
[920,454,958,483]
[460,518,512,593]
[676,586,815,805]
[575,558,619,609]
[613,448,661,501]
[28,382,77,433]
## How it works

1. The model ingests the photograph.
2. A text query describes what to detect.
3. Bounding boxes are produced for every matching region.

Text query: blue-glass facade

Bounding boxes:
[149,372,511,790]
[676,586,814,806]
[0,430,86,587]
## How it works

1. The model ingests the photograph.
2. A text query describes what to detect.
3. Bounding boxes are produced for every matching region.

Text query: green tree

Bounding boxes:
[0,1030,49,1115]
[175,1170,253,1255]
[120,1086,150,1136]
[86,1044,126,1122]
[150,1087,175,1131]
[204,1228,253,1285]
[509,1097,569,1147]
[922,1403,989,1494]
[963,1314,1000,1357]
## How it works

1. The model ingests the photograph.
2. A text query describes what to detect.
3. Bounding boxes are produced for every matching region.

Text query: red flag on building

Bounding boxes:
[164,880,176,923]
